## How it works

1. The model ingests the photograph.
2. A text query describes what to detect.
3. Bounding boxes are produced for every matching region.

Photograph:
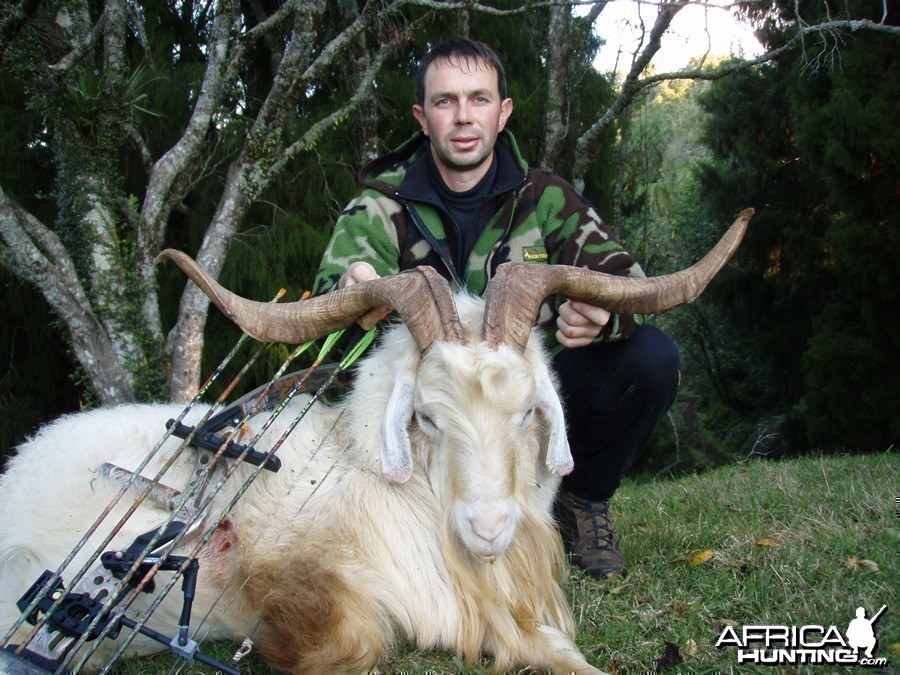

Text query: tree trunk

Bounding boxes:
[167,0,326,400]
[0,187,135,405]
[540,4,569,170]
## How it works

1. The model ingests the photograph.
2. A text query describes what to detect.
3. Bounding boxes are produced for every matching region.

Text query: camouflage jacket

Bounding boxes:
[313,130,645,347]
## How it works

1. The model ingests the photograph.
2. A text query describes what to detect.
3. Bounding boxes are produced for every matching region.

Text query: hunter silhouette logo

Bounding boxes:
[716,605,888,666]
[846,605,886,659]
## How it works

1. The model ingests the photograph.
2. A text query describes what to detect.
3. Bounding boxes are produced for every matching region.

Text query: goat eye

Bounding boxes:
[520,407,536,428]
[416,410,438,433]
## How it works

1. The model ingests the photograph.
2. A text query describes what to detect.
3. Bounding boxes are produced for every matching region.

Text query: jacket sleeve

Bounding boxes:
[537,176,645,344]
[312,190,403,295]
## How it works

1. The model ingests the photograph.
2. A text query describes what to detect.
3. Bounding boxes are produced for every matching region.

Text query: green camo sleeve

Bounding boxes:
[312,190,403,295]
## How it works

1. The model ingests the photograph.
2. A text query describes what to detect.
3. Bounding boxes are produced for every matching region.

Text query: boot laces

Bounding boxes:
[580,500,615,551]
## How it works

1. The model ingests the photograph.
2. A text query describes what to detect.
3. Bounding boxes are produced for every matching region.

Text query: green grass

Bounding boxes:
[116,452,898,673]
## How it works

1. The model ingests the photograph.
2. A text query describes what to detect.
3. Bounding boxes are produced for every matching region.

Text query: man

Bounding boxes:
[313,37,680,578]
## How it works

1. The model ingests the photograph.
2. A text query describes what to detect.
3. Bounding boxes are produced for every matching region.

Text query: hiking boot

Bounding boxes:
[554,489,627,578]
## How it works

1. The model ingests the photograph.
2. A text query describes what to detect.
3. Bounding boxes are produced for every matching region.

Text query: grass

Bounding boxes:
[116,451,897,673]
[567,450,897,673]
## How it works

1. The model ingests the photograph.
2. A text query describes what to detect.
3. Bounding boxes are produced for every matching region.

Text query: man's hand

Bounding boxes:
[555,300,610,348]
[338,262,387,329]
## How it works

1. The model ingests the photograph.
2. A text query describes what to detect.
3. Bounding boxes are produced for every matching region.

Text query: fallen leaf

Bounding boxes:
[654,641,683,669]
[889,643,900,657]
[684,638,699,656]
[676,549,715,566]
[756,538,778,548]
[846,557,880,572]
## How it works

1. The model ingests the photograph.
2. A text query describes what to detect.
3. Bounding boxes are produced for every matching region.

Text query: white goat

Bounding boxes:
[0,209,751,673]
[0,294,600,674]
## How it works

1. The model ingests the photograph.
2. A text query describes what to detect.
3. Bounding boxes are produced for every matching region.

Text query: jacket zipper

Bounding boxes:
[484,180,526,281]
[404,202,466,288]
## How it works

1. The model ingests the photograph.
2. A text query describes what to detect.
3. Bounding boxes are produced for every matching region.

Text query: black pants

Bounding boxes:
[552,324,680,501]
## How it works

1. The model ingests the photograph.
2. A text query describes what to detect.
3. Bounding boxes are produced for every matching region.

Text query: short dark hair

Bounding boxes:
[415,36,508,105]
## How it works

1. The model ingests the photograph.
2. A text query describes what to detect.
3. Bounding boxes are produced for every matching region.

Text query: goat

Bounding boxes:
[0,210,752,673]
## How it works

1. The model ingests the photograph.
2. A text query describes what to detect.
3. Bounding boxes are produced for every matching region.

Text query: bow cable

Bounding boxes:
[3,290,295,669]
[93,325,378,672]
[5,290,289,655]
[6,298,379,673]
[60,331,329,672]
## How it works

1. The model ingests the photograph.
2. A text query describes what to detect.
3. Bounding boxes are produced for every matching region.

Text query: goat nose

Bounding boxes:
[470,511,509,544]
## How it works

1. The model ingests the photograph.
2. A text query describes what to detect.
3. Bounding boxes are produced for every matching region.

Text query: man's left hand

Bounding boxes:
[556,300,610,348]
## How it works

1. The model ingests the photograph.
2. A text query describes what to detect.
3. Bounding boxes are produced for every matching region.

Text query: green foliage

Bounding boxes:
[784,27,900,449]
[615,0,899,466]
[696,14,899,453]
[613,77,776,474]
[614,25,896,465]
[59,65,162,141]
[800,214,900,449]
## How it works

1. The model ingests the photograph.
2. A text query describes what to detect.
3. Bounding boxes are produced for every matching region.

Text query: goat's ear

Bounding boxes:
[536,370,573,476]
[381,368,416,483]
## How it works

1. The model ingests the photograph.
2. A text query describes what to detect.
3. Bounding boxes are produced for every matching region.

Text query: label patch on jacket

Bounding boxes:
[521,246,548,262]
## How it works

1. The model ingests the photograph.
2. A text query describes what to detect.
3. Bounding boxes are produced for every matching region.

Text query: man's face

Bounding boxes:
[412,56,513,187]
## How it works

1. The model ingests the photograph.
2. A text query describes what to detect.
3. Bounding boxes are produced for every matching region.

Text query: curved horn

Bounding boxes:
[483,208,753,352]
[157,251,464,352]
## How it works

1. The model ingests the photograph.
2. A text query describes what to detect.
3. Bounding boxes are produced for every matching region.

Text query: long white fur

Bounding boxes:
[0,294,604,674]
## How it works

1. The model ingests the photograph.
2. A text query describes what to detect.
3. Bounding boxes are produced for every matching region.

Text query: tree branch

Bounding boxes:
[126,0,156,70]
[571,5,899,192]
[638,17,897,88]
[138,0,241,261]
[49,6,107,72]
[0,186,134,403]
[572,0,687,191]
[276,20,416,170]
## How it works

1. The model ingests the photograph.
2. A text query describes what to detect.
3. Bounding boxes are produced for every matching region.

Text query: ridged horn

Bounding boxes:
[483,208,753,352]
[157,251,464,353]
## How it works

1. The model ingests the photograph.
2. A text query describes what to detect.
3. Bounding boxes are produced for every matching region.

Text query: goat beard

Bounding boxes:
[441,505,576,668]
